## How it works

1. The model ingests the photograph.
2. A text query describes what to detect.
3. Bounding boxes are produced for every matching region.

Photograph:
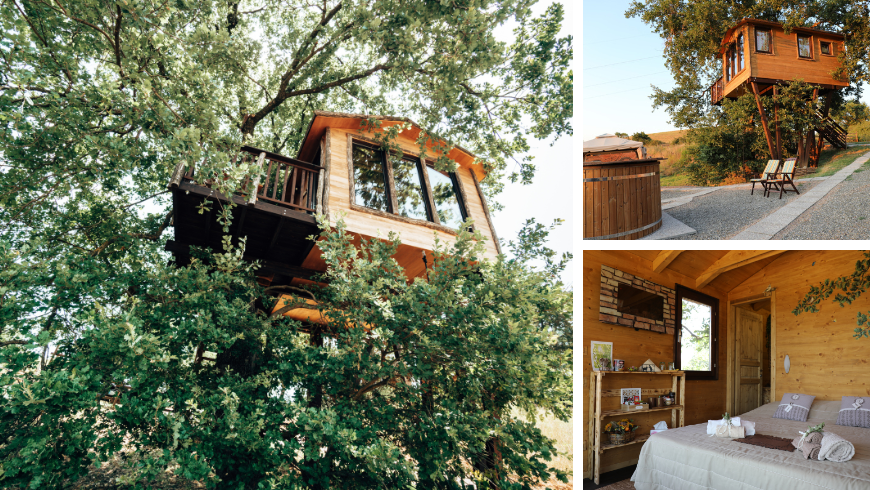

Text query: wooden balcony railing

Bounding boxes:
[173,146,321,214]
[710,76,724,105]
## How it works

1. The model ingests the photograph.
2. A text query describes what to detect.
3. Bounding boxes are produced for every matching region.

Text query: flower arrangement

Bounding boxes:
[604,418,639,444]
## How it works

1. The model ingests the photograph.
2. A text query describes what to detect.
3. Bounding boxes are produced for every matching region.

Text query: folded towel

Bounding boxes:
[802,442,821,460]
[707,417,743,434]
[791,431,823,449]
[714,424,745,438]
[818,432,855,462]
[741,420,756,436]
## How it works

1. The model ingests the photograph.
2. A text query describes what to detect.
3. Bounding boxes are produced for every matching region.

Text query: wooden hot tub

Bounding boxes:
[583,158,663,240]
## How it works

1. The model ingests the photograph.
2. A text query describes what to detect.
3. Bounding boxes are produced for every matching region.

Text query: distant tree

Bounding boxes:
[832,100,870,128]
[680,301,711,371]
[630,131,652,144]
[615,132,630,139]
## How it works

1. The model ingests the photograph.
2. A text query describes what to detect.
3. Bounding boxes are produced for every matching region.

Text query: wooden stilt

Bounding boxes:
[751,82,776,160]
[773,86,781,160]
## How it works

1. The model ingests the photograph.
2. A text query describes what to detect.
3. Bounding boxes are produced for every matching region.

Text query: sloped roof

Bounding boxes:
[583,134,644,153]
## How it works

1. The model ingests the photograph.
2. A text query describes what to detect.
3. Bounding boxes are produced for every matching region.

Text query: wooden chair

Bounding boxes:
[751,159,780,196]
[767,158,799,199]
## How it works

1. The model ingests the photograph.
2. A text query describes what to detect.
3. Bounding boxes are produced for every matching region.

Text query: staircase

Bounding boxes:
[814,111,848,149]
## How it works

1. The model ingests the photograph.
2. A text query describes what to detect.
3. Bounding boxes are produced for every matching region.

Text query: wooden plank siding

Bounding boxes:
[583,251,730,479]
[582,161,662,240]
[319,127,500,260]
[727,250,869,402]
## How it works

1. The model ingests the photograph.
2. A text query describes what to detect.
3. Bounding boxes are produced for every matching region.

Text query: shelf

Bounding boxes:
[600,405,684,418]
[595,371,684,375]
[599,434,650,452]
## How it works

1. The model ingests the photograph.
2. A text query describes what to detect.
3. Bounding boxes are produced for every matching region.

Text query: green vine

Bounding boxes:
[792,251,870,339]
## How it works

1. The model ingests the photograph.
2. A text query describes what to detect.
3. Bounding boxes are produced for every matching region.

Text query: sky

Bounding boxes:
[582,1,678,142]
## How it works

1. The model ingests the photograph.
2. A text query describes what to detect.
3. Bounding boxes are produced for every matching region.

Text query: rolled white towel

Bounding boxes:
[706,417,743,435]
[818,432,855,462]
[741,420,756,436]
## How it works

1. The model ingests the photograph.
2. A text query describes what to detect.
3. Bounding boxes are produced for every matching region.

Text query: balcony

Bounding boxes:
[710,76,724,106]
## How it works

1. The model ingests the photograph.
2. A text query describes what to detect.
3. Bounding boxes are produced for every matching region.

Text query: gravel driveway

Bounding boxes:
[773,159,870,239]
[663,180,820,240]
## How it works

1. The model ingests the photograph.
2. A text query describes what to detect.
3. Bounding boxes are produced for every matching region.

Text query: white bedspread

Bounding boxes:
[631,400,870,490]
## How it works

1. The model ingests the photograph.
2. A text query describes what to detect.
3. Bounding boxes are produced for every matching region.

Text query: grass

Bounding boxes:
[798,146,869,179]
[660,173,692,187]
[647,129,689,144]
[513,408,573,489]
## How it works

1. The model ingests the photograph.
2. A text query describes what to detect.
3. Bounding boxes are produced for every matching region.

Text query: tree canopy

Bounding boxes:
[0,1,573,488]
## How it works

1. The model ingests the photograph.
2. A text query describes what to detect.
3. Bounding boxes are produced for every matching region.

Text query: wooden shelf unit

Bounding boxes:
[587,370,686,485]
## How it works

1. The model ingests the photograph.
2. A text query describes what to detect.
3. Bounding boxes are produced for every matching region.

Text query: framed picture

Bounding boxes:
[591,341,613,371]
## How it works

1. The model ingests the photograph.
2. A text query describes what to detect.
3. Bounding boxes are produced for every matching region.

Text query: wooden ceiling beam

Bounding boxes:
[652,250,683,273]
[696,250,786,289]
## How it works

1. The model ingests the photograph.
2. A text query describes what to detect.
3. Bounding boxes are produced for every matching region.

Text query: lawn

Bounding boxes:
[798,146,869,179]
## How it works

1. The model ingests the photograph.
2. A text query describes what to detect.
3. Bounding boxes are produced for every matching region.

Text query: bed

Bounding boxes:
[631,400,870,490]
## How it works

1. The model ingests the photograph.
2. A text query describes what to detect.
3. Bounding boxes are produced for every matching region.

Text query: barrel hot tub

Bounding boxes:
[583,158,663,240]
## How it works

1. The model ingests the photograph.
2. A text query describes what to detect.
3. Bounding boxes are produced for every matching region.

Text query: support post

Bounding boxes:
[773,86,781,160]
[751,82,776,160]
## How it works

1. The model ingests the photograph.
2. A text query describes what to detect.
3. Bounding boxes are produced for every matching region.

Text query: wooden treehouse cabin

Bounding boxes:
[166,111,501,301]
[709,19,849,169]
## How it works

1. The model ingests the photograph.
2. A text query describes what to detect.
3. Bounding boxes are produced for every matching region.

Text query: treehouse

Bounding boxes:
[709,19,849,164]
[166,111,501,290]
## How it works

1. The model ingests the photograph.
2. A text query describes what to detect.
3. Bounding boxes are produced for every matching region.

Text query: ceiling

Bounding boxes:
[626,250,787,293]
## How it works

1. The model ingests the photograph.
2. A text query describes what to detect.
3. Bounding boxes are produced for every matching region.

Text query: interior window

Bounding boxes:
[820,41,832,55]
[756,28,771,53]
[674,285,719,381]
[352,144,390,212]
[798,34,812,58]
[427,167,466,229]
[390,155,429,221]
[738,33,744,71]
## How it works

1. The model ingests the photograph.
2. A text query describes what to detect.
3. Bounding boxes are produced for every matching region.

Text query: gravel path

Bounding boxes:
[662,180,820,239]
[661,188,708,201]
[773,159,870,239]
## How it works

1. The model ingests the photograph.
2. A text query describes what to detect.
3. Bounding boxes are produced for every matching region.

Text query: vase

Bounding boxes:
[609,432,627,445]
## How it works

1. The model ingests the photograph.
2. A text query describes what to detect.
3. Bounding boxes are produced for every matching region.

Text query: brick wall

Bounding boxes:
[599,264,676,335]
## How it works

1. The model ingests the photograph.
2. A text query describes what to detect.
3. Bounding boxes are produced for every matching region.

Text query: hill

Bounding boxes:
[648,129,689,144]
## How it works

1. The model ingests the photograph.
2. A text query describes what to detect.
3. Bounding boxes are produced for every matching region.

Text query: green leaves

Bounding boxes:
[794,251,870,339]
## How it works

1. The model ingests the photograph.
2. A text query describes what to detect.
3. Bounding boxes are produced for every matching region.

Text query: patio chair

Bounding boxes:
[750,159,780,196]
[767,158,799,199]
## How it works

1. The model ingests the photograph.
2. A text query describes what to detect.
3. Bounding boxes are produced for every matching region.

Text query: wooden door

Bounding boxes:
[736,307,764,415]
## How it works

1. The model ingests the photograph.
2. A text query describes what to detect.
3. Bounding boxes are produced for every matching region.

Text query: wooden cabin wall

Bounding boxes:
[583,251,730,477]
[749,25,847,88]
[323,127,499,259]
[729,250,868,402]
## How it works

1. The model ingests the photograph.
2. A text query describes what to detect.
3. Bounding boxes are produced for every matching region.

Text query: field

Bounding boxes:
[644,133,690,186]
[647,129,688,143]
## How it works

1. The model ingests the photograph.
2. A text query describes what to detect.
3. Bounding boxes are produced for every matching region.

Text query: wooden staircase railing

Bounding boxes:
[813,111,848,149]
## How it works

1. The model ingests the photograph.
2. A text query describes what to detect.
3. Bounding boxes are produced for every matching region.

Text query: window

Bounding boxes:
[755,28,771,53]
[738,33,745,71]
[673,285,719,381]
[725,51,731,81]
[350,141,468,229]
[427,166,467,229]
[820,41,833,56]
[389,154,429,221]
[352,144,390,213]
[798,34,813,59]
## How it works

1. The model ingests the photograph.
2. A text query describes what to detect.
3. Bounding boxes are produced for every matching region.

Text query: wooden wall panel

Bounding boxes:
[728,250,868,402]
[583,251,730,477]
[750,25,847,88]
[324,128,499,259]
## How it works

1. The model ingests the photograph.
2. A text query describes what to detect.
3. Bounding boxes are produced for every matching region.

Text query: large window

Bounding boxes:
[427,166,467,229]
[674,285,719,381]
[351,141,467,229]
[755,28,771,53]
[737,33,745,71]
[798,34,813,59]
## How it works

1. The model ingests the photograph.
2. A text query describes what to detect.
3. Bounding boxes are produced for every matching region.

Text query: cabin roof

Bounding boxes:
[718,18,845,55]
[296,110,486,179]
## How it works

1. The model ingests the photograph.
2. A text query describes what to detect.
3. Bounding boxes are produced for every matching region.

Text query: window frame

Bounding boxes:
[348,137,470,231]
[755,27,772,54]
[820,40,834,56]
[737,33,745,72]
[673,284,720,381]
[797,33,814,59]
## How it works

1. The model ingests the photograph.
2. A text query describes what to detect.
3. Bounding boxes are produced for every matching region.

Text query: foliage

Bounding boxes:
[0,2,573,487]
[615,132,630,139]
[848,120,870,142]
[680,300,711,371]
[0,217,572,489]
[630,132,652,144]
[603,419,638,434]
[832,100,870,128]
[793,251,870,340]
